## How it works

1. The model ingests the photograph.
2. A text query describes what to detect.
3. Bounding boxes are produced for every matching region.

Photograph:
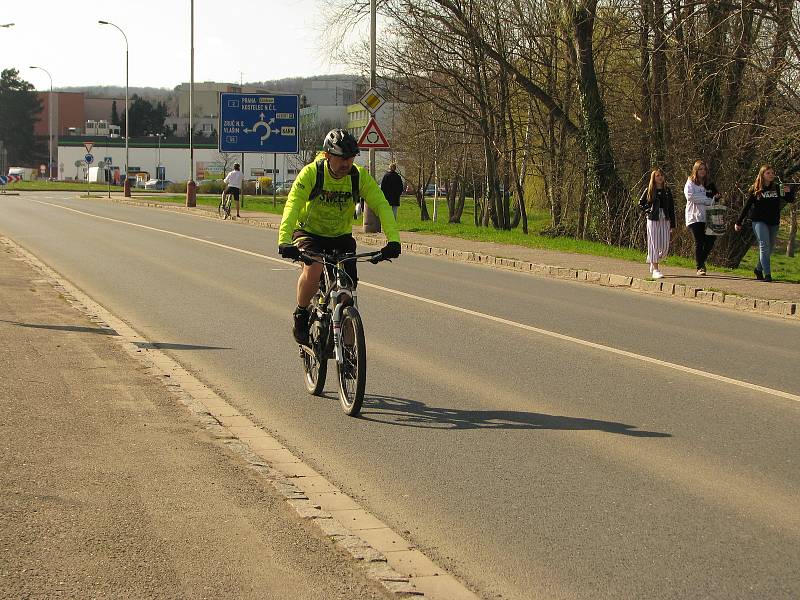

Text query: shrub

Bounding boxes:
[198,180,225,194]
[166,181,187,193]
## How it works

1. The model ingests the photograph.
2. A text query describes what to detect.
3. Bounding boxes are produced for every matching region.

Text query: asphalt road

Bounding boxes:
[2,192,799,600]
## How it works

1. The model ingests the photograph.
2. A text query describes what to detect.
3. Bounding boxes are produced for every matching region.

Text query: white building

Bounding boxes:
[57,139,301,184]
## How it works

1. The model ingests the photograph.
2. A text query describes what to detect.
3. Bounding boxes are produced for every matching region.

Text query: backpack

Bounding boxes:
[308,159,360,205]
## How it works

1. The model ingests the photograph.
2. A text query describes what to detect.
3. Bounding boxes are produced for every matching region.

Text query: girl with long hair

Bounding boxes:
[735,165,796,282]
[684,160,720,275]
[638,168,675,279]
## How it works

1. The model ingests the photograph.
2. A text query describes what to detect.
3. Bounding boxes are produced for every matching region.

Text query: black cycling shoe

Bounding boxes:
[293,307,310,344]
[764,274,772,283]
[754,268,764,280]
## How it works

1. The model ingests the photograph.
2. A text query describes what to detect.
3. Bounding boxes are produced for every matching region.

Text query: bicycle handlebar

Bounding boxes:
[298,249,387,265]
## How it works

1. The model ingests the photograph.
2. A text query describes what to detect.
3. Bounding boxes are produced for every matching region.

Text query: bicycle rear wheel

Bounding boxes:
[302,311,327,395]
[337,306,366,416]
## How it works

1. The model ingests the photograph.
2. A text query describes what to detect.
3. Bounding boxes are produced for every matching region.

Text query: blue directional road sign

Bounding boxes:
[85,154,94,164]
[219,93,299,153]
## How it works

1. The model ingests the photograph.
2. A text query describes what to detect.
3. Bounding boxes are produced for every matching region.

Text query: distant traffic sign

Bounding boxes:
[357,117,390,149]
[359,88,386,114]
[85,154,94,164]
[218,93,299,153]
[84,142,94,154]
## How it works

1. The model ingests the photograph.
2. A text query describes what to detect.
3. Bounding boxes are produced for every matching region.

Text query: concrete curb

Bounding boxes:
[96,195,800,322]
[2,235,480,600]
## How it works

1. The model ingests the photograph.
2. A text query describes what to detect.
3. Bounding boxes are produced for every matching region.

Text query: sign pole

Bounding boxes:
[364,0,381,233]
[273,153,277,207]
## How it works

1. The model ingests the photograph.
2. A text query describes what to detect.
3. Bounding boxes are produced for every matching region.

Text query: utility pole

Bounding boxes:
[363,0,381,233]
[186,0,197,206]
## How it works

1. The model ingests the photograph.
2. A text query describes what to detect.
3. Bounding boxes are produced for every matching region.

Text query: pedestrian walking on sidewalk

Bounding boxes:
[380,163,404,220]
[684,160,720,275]
[639,168,675,280]
[734,164,796,282]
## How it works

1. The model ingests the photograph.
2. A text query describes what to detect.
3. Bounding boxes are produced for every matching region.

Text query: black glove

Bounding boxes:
[379,241,401,260]
[279,244,301,261]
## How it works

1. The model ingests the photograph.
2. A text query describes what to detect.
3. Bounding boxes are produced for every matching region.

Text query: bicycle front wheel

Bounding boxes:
[337,306,366,416]
[217,195,226,219]
[302,312,327,395]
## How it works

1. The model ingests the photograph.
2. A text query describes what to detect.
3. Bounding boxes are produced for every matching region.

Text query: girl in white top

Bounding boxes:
[683,160,720,275]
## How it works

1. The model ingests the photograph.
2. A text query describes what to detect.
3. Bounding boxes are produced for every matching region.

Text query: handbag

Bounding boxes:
[705,204,727,236]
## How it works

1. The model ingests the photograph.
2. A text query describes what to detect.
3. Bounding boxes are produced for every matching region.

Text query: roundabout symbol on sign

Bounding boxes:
[357,117,390,149]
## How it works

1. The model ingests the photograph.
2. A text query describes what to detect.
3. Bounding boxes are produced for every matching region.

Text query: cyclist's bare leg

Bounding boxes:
[235,198,240,217]
[297,262,323,307]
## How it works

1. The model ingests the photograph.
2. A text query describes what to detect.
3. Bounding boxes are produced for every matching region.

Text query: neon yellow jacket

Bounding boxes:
[278,159,400,245]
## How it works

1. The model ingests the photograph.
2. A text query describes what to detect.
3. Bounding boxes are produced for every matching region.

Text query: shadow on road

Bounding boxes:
[0,321,230,351]
[359,394,672,437]
[133,341,232,351]
[0,320,117,335]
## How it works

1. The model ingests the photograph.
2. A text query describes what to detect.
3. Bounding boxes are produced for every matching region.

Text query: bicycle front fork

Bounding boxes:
[331,302,344,364]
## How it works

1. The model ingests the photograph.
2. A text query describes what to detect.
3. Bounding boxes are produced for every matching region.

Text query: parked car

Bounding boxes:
[143,179,172,190]
[424,184,446,196]
[274,181,294,194]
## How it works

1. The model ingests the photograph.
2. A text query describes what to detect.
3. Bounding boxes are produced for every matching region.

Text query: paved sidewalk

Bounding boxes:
[121,194,800,306]
[0,247,392,599]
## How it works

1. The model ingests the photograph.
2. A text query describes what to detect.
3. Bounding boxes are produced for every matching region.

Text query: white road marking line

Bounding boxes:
[33,199,800,404]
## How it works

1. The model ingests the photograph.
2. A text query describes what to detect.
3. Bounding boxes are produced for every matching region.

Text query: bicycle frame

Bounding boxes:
[304,250,380,364]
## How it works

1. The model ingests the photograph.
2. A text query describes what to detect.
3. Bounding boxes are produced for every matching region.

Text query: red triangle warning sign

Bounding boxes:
[357,117,390,149]
[84,142,94,154]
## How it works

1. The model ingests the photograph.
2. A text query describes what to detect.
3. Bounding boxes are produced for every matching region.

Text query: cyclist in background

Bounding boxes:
[278,129,401,344]
[223,162,243,218]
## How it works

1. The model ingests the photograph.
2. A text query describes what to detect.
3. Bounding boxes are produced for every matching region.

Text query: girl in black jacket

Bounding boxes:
[734,165,796,282]
[638,168,676,279]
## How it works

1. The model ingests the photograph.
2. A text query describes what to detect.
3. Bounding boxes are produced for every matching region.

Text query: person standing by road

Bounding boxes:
[684,160,720,275]
[734,165,796,282]
[223,163,244,218]
[638,168,675,279]
[380,163,404,220]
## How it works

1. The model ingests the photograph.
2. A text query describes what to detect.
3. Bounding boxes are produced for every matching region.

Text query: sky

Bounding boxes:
[0,0,368,91]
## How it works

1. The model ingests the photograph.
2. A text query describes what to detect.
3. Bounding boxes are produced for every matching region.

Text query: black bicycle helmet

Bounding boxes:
[323,129,360,158]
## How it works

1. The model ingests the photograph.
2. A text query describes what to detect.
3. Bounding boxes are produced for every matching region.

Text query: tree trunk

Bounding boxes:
[715,0,794,268]
[568,1,628,244]
[650,0,668,166]
[787,203,798,257]
[639,0,653,173]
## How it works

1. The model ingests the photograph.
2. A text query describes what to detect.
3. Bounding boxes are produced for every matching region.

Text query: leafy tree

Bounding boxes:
[111,100,120,126]
[0,68,44,165]
[124,94,169,137]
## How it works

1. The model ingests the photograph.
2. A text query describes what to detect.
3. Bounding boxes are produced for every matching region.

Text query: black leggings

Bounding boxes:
[688,222,716,269]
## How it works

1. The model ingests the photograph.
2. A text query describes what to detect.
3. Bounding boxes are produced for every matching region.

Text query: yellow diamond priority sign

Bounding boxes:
[359,88,386,114]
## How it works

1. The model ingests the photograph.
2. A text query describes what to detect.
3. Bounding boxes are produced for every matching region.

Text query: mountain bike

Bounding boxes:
[297,249,385,416]
[218,188,233,219]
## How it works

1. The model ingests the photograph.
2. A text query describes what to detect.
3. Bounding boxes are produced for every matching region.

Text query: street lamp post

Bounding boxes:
[29,66,53,180]
[150,133,163,178]
[98,20,129,185]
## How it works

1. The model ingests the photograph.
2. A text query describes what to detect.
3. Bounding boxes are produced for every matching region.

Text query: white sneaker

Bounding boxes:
[652,269,663,279]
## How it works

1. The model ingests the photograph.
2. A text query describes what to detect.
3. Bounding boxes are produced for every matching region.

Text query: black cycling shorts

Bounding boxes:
[225,186,240,201]
[292,230,358,287]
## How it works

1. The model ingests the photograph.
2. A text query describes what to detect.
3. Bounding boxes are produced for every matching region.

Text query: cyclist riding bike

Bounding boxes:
[278,129,401,344]
[223,162,243,218]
